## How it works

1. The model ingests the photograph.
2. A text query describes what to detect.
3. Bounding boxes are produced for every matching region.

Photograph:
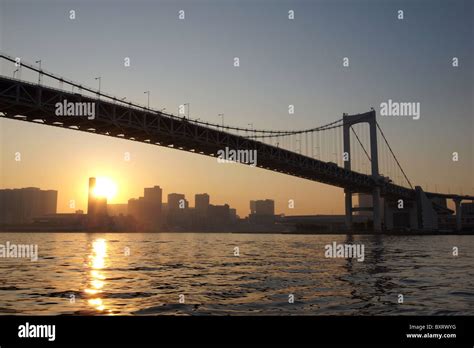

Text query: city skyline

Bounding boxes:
[0,0,472,218]
[0,180,281,219]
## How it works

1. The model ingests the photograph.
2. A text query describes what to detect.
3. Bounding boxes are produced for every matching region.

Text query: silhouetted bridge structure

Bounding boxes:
[1,53,472,232]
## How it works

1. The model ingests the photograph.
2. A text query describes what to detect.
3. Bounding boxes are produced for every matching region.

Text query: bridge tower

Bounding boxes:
[343,110,382,232]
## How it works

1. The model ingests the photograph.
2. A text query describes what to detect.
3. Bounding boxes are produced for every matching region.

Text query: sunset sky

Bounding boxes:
[0,0,472,216]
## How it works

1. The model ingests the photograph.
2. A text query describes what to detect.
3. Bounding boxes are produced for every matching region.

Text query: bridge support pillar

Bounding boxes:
[344,189,353,230]
[372,187,382,232]
[454,198,462,232]
[343,110,382,233]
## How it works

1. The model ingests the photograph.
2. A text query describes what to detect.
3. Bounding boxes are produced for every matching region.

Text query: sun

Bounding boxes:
[93,177,117,200]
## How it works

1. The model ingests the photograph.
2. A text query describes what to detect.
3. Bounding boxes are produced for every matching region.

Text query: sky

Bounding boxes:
[0,0,472,216]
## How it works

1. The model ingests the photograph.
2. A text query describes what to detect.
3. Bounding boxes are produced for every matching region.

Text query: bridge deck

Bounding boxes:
[0,76,420,199]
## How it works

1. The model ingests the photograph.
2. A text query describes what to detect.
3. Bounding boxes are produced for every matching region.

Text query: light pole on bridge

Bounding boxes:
[35,60,42,84]
[184,103,190,118]
[94,77,102,98]
[144,91,150,109]
[247,123,253,137]
[218,113,224,127]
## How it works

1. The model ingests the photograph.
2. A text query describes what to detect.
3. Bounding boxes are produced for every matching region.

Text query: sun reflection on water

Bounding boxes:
[85,238,109,313]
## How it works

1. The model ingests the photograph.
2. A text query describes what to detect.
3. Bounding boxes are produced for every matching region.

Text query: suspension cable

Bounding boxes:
[350,126,371,162]
[376,121,413,189]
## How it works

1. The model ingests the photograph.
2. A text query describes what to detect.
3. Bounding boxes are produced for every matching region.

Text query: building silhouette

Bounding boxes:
[127,186,163,231]
[128,197,144,224]
[249,199,275,224]
[195,193,210,215]
[166,193,190,228]
[192,193,209,229]
[0,187,57,224]
[168,193,188,210]
[107,204,128,216]
[144,186,163,229]
[250,199,275,216]
[87,178,107,216]
[87,177,108,230]
[208,203,231,227]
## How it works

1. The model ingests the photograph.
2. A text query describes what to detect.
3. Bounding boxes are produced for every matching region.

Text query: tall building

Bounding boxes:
[144,186,163,229]
[128,198,143,221]
[168,193,189,210]
[209,204,230,226]
[42,190,57,215]
[87,177,108,229]
[250,200,256,215]
[127,186,164,231]
[87,177,97,215]
[194,193,210,229]
[195,193,210,215]
[249,199,275,225]
[250,199,275,216]
[0,187,57,225]
[229,208,238,222]
[87,177,107,217]
[167,193,189,228]
[144,186,162,206]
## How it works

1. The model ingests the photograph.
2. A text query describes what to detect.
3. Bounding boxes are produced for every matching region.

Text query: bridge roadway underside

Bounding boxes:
[0,76,413,199]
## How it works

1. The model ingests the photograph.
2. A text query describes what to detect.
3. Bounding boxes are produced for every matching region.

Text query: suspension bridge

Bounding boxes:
[0,53,472,232]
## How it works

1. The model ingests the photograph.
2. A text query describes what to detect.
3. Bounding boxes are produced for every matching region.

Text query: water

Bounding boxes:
[0,232,472,315]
